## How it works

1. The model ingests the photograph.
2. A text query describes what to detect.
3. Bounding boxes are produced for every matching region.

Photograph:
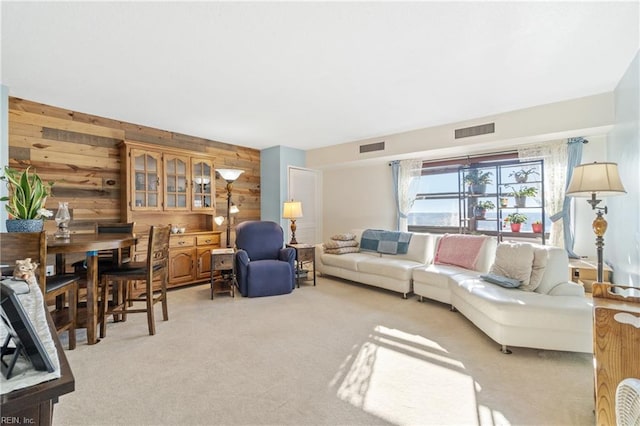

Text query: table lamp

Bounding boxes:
[217,168,244,247]
[283,201,303,244]
[566,161,626,282]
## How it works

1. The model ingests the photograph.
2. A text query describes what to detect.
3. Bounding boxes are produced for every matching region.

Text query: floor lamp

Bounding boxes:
[283,201,303,244]
[217,168,244,247]
[566,162,626,283]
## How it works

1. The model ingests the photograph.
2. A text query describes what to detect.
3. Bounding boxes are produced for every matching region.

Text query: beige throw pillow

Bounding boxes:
[331,233,356,241]
[324,247,360,255]
[521,247,549,292]
[490,242,535,288]
[323,239,358,249]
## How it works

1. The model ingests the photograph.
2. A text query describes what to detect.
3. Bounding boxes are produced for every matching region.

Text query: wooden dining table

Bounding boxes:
[47,233,137,345]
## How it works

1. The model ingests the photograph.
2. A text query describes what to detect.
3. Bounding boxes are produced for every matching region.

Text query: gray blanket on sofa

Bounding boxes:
[360,229,413,255]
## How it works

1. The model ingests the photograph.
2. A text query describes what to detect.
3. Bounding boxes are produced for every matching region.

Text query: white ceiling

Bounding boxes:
[2,2,638,151]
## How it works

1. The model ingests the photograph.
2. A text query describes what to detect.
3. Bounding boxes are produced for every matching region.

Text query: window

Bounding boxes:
[408,155,549,242]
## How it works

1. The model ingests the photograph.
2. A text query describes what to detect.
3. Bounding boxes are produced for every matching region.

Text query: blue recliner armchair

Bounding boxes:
[235,221,295,297]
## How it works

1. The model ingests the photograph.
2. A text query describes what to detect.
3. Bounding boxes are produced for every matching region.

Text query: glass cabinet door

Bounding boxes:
[192,159,214,210]
[131,149,162,210]
[164,154,190,210]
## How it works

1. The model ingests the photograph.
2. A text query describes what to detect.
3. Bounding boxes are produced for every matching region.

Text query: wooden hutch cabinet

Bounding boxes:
[121,141,222,289]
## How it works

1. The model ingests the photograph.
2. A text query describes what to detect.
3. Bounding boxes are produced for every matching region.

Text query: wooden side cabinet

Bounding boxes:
[592,283,640,425]
[168,231,221,288]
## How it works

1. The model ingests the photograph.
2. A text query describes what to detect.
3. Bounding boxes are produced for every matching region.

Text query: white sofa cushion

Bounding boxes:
[320,252,375,272]
[548,282,585,296]
[414,264,479,289]
[452,277,591,330]
[357,257,420,281]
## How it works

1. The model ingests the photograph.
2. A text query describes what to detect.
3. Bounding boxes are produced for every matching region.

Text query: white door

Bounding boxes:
[287,166,321,244]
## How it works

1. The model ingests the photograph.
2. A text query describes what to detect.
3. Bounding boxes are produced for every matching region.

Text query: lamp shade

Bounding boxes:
[229,204,240,214]
[217,168,244,182]
[214,216,225,226]
[283,201,303,219]
[566,162,626,197]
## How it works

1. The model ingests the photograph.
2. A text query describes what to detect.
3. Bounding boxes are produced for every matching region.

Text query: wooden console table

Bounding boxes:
[592,282,640,425]
[1,311,75,426]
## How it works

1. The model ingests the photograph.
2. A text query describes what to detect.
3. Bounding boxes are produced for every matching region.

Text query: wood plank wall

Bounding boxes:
[7,97,261,236]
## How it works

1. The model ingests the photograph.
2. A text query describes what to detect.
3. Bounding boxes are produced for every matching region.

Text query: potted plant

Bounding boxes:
[509,167,540,183]
[473,200,495,219]
[531,220,543,233]
[506,185,538,208]
[504,213,527,232]
[1,166,53,232]
[463,169,493,195]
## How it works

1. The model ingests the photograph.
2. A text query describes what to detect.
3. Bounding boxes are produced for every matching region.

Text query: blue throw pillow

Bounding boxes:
[480,273,522,288]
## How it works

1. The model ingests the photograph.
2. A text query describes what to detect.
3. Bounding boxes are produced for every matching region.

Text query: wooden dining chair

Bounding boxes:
[99,225,170,337]
[0,231,79,349]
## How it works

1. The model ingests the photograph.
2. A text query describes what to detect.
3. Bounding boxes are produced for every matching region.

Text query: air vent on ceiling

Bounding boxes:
[360,141,385,153]
[455,123,495,139]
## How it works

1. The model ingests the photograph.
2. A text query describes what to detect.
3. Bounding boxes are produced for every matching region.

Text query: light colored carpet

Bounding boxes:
[53,276,594,426]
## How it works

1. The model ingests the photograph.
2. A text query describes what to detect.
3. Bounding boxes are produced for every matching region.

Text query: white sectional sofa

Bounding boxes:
[317,229,593,353]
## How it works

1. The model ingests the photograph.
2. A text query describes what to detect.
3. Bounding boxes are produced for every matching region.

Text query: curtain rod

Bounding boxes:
[389,149,517,166]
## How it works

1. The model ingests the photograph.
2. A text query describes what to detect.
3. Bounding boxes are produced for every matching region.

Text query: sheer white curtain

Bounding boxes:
[391,159,422,232]
[518,141,567,248]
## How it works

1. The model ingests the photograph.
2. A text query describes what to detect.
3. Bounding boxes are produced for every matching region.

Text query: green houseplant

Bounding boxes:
[1,166,53,231]
[504,212,527,232]
[464,169,493,195]
[506,185,538,208]
[473,200,495,219]
[509,167,539,183]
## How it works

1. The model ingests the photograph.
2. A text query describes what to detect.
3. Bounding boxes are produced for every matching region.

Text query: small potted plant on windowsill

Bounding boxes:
[473,200,495,219]
[463,169,493,195]
[509,167,540,183]
[1,166,54,232]
[504,213,527,232]
[506,185,538,208]
[531,221,543,233]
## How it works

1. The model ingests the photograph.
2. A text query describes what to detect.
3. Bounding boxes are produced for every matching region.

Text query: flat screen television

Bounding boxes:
[0,284,55,379]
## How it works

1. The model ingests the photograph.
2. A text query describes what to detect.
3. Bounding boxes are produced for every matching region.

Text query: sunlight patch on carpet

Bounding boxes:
[335,325,491,425]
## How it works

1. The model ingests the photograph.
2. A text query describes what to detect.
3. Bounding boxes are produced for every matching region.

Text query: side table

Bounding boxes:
[568,258,613,292]
[210,248,236,299]
[286,244,316,288]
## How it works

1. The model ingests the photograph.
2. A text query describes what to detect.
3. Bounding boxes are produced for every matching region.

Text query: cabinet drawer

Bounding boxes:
[212,253,234,271]
[170,235,195,248]
[197,234,220,246]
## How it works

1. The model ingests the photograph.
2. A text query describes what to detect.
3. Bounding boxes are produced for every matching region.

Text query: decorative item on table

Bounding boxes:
[12,258,39,281]
[504,213,527,232]
[463,168,493,195]
[506,185,538,208]
[509,167,539,183]
[1,166,53,232]
[170,224,186,234]
[566,161,626,283]
[473,200,495,219]
[282,200,303,244]
[54,201,71,239]
[216,168,244,247]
